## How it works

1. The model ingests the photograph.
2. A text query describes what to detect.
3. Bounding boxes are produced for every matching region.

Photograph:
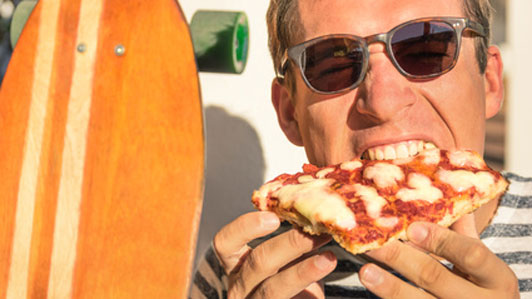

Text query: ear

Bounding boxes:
[484,45,504,119]
[271,78,304,146]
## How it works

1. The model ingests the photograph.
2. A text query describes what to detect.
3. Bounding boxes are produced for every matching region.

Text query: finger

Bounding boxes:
[407,221,514,288]
[293,281,325,299]
[450,213,479,239]
[249,251,336,299]
[213,211,280,274]
[359,263,435,299]
[366,240,481,298]
[233,229,331,297]
[430,214,478,263]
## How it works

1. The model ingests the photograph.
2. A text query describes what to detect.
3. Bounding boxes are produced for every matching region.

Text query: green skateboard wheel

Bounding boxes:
[9,5,250,74]
[190,10,249,74]
[10,0,37,49]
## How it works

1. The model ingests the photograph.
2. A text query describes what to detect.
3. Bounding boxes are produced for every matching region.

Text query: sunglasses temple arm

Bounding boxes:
[276,52,291,79]
[466,19,487,37]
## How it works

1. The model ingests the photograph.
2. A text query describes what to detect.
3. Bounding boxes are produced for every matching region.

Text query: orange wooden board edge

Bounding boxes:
[0,0,204,298]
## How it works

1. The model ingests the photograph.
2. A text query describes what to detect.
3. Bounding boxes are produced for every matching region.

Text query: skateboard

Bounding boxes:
[11,3,250,74]
[0,0,248,297]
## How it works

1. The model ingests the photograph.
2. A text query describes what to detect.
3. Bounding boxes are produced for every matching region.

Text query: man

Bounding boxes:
[191,0,531,298]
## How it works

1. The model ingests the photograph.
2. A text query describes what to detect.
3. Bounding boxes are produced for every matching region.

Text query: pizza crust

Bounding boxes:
[252,149,509,255]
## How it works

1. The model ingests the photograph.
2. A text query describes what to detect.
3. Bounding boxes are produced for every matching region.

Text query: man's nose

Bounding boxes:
[354,45,417,123]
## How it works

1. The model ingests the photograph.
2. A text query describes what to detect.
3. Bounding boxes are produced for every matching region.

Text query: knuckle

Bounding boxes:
[382,242,402,265]
[247,246,265,271]
[213,220,244,257]
[287,229,307,249]
[418,260,445,287]
[227,276,246,299]
[462,242,489,269]
[389,284,403,299]
[229,266,258,299]
[246,245,274,275]
[431,230,451,256]
[252,283,274,299]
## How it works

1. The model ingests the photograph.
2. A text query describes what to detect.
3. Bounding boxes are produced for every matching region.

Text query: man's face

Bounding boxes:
[282,0,501,166]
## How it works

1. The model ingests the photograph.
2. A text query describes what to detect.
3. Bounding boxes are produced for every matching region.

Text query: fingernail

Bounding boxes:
[314,252,335,271]
[261,213,279,229]
[408,223,428,244]
[361,264,383,286]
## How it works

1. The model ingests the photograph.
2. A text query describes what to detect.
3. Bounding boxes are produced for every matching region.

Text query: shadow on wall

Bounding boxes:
[194,105,266,266]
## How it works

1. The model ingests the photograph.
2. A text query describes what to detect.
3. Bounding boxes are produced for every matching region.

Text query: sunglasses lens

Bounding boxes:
[391,21,457,76]
[301,38,365,92]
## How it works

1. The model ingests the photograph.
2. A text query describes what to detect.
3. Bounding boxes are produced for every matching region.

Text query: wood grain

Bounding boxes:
[0,0,204,297]
[26,1,80,298]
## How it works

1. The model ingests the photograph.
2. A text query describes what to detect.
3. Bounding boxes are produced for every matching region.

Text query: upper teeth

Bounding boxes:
[364,141,436,160]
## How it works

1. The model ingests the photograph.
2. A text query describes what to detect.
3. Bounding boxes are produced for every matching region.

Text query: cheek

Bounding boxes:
[429,63,487,150]
[297,99,355,164]
[300,104,338,142]
[451,62,486,116]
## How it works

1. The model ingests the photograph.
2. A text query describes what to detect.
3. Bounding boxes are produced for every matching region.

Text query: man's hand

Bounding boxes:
[213,211,337,298]
[359,221,520,298]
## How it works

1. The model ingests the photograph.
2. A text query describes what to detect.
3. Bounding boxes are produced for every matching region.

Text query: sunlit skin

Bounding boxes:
[276,0,499,165]
[272,0,504,242]
[213,0,518,298]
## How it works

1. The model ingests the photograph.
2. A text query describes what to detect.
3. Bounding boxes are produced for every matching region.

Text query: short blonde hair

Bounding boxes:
[266,0,494,86]
[266,0,303,90]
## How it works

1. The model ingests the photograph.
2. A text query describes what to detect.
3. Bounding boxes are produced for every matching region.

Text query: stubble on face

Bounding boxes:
[290,0,488,167]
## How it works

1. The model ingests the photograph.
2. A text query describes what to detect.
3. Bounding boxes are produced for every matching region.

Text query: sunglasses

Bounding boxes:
[277,17,486,94]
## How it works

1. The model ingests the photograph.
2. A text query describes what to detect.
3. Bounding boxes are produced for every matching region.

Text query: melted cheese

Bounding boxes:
[364,162,404,188]
[396,173,443,203]
[297,175,314,183]
[340,160,363,171]
[421,148,441,165]
[448,151,485,169]
[316,167,334,178]
[274,179,357,229]
[376,216,399,228]
[437,169,494,195]
[354,184,387,219]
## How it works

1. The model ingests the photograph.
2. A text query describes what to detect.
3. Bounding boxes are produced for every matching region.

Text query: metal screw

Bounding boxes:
[77,43,86,53]
[114,44,125,56]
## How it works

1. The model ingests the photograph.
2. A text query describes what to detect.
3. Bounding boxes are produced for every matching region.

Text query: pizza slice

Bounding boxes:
[252,148,509,255]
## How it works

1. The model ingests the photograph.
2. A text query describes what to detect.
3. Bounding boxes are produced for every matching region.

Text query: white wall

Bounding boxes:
[505,0,532,177]
[178,1,307,265]
[181,1,307,178]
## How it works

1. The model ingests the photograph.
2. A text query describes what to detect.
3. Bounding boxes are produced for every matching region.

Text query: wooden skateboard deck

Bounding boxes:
[0,0,204,298]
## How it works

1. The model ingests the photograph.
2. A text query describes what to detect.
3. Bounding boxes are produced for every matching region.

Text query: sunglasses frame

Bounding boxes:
[277,17,486,95]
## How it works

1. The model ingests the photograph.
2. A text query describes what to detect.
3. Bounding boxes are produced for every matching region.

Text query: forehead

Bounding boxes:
[297,0,465,40]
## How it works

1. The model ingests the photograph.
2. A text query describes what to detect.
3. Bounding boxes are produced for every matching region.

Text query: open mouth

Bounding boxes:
[361,140,437,160]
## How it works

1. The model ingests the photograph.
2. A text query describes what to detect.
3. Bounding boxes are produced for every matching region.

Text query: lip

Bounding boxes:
[355,135,439,159]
